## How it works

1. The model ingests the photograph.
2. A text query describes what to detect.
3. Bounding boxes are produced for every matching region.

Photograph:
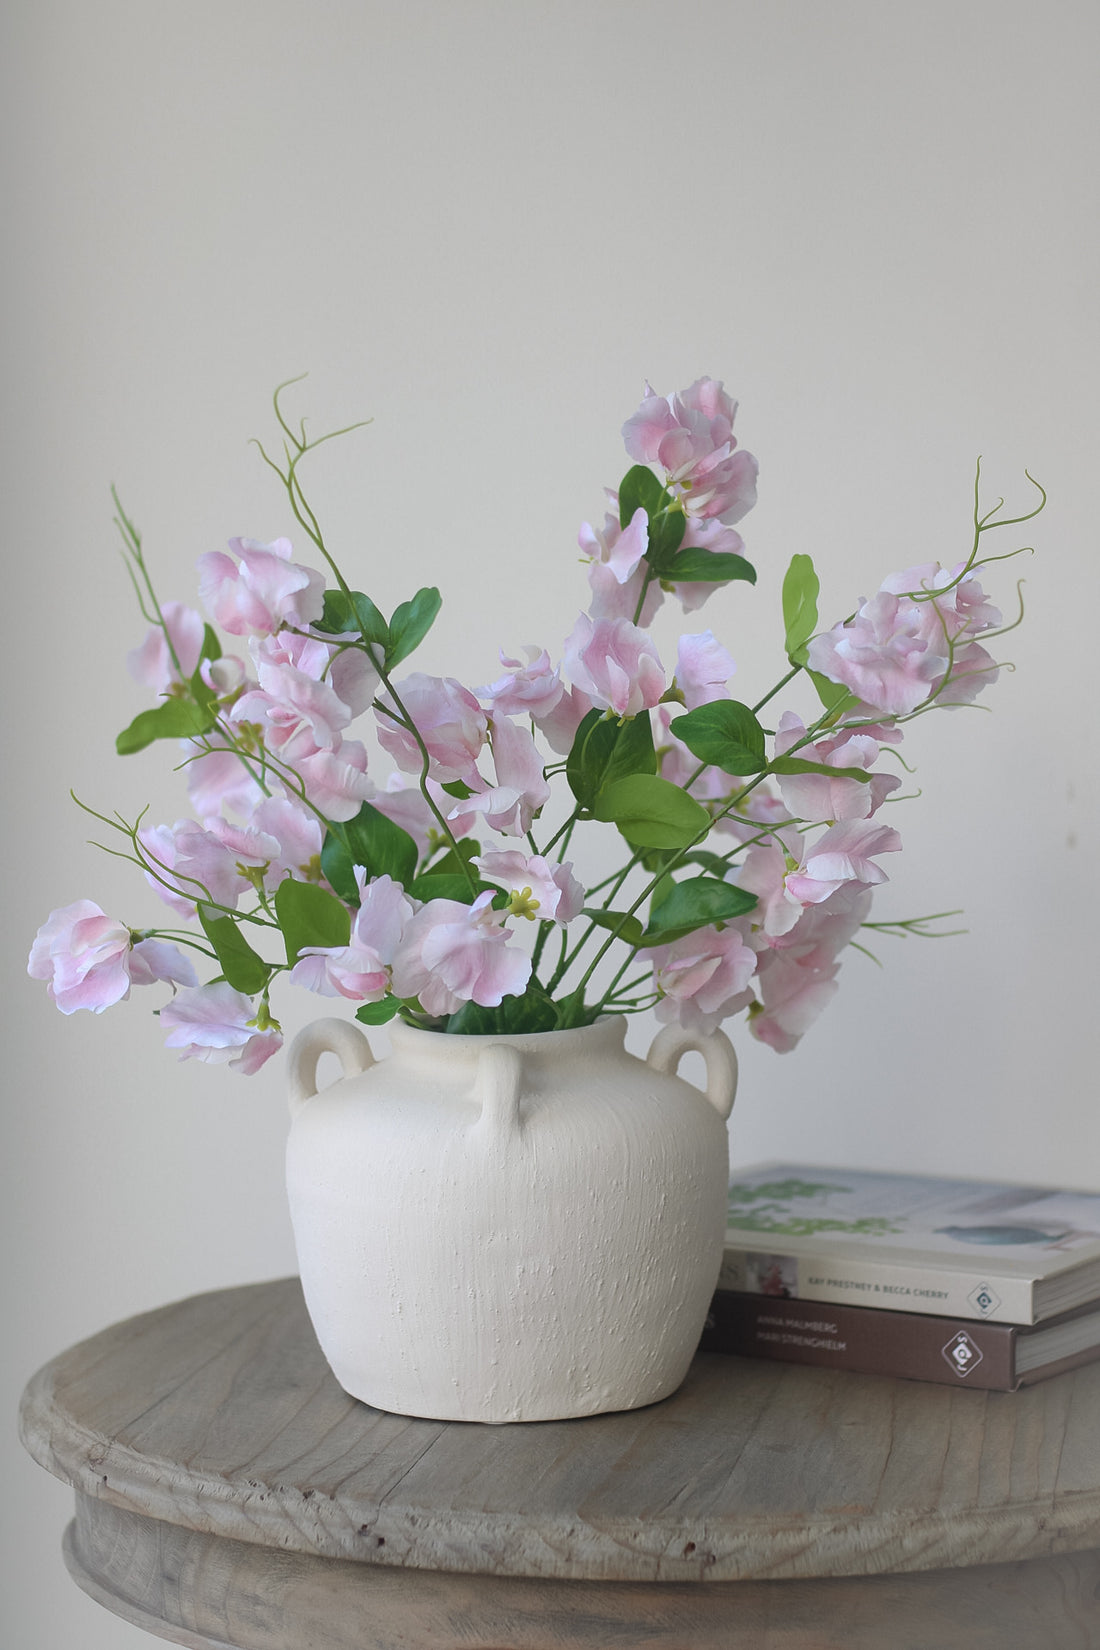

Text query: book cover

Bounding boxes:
[700,1291,1100,1392]
[722,1164,1100,1324]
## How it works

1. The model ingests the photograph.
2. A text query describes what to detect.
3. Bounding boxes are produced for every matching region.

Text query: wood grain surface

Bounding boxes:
[19,1277,1100,1589]
[59,1496,1100,1650]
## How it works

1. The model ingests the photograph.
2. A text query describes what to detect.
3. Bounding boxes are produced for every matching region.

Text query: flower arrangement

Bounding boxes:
[28,378,1041,1072]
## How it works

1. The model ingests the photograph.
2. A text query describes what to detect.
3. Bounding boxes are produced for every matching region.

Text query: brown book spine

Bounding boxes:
[700,1291,1020,1390]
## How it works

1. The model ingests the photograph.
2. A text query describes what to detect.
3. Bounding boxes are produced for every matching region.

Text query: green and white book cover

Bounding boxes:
[722,1165,1100,1324]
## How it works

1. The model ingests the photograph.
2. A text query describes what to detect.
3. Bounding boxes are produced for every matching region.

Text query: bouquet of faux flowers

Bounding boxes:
[28,377,1040,1072]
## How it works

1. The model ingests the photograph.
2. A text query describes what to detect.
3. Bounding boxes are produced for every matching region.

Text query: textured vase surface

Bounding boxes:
[285,1014,737,1423]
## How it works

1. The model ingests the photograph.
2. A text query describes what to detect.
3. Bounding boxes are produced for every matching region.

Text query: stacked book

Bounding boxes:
[701,1163,1100,1390]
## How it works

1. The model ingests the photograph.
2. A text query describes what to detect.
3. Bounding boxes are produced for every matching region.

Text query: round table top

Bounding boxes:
[19,1277,1100,1585]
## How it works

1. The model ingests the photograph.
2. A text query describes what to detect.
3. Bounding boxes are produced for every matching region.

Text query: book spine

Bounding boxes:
[718,1245,1037,1324]
[701,1292,1021,1390]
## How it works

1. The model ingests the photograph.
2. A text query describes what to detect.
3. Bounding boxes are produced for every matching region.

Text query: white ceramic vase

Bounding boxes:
[285,1014,737,1424]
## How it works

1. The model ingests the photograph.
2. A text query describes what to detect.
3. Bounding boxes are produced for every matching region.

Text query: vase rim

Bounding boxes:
[388,1013,627,1057]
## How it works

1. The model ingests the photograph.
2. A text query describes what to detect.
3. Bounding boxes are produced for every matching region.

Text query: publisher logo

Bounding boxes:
[942,1330,984,1378]
[968,1282,1001,1318]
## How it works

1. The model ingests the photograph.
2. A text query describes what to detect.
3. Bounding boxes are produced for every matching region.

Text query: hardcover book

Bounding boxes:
[700,1291,1100,1391]
[721,1164,1100,1325]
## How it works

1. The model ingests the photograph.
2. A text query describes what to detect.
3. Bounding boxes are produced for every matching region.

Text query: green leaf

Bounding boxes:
[197,906,271,995]
[553,988,601,1030]
[807,669,858,718]
[313,589,357,634]
[273,879,351,966]
[198,623,222,664]
[617,464,670,529]
[680,848,734,876]
[566,709,657,811]
[321,803,419,902]
[770,755,871,783]
[187,643,220,719]
[641,876,758,946]
[355,997,402,1025]
[593,774,712,848]
[116,696,217,755]
[781,553,819,665]
[423,838,481,876]
[406,873,484,903]
[646,505,687,570]
[639,844,681,874]
[351,593,392,651]
[386,586,442,669]
[441,779,474,800]
[445,981,559,1035]
[663,548,757,585]
[669,701,767,776]
[581,907,646,947]
[314,589,391,652]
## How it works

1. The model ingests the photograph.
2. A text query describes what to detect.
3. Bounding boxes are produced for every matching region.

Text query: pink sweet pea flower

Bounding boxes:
[211,796,324,890]
[185,745,268,825]
[138,819,245,917]
[368,772,476,858]
[199,654,247,698]
[285,741,374,822]
[28,902,132,1013]
[736,819,898,937]
[478,647,565,721]
[530,681,594,756]
[255,628,378,720]
[882,562,1001,634]
[231,643,355,756]
[735,835,806,937]
[198,537,326,637]
[784,819,903,905]
[807,563,1001,718]
[292,873,412,1001]
[584,557,665,626]
[127,602,206,695]
[127,938,200,990]
[749,955,842,1054]
[772,711,902,823]
[159,982,282,1074]
[577,507,650,585]
[806,590,945,717]
[447,714,551,838]
[650,922,757,1037]
[28,901,196,1014]
[622,378,758,524]
[925,639,1000,706]
[391,891,532,1017]
[476,850,584,926]
[375,673,488,785]
[676,631,735,709]
[563,614,666,719]
[749,887,872,1052]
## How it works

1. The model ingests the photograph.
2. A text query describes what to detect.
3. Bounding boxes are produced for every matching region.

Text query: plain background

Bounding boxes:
[3,2,1098,1644]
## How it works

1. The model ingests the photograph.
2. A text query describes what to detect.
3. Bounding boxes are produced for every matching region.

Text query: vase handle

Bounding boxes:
[645,1024,738,1121]
[287,1017,375,1120]
[474,1043,524,1141]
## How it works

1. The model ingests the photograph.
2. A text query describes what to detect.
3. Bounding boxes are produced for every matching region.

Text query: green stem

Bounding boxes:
[373,699,478,894]
[112,489,186,680]
[752,664,801,718]
[631,567,657,626]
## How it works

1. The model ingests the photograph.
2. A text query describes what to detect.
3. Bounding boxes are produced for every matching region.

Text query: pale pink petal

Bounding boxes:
[127,602,206,695]
[159,981,282,1073]
[676,631,736,709]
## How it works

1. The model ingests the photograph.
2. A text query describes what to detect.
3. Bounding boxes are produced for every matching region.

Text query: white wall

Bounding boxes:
[4,2,1097,1644]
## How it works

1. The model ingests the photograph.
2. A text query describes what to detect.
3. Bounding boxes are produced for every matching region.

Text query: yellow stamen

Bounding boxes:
[507,886,541,921]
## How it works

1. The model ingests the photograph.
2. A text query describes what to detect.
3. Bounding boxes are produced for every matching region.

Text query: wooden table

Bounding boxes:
[19,1278,1100,1650]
